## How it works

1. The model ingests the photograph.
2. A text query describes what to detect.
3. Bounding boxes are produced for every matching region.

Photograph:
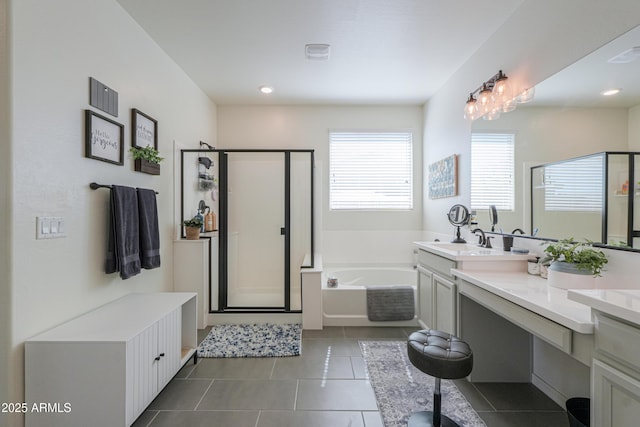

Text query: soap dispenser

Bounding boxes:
[204,208,216,232]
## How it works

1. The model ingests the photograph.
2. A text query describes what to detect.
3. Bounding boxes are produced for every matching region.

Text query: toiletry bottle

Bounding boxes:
[195,209,205,233]
[205,209,216,232]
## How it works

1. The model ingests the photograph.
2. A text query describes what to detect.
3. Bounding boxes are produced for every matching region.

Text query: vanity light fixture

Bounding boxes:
[463,69,535,120]
[259,85,274,94]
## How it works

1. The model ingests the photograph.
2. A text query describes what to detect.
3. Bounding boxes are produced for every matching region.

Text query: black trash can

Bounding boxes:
[566,397,590,427]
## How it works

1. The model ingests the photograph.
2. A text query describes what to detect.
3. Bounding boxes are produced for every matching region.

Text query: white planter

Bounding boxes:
[547,262,596,289]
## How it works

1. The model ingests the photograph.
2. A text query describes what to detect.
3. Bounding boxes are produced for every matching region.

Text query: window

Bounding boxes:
[544,155,603,211]
[471,133,514,211]
[329,131,413,210]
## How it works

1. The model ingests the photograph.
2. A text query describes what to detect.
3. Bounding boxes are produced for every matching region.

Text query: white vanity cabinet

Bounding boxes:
[416,248,458,335]
[25,292,197,427]
[592,311,640,427]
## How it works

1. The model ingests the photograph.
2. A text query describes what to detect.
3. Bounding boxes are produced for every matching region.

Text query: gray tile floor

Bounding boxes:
[133,326,569,427]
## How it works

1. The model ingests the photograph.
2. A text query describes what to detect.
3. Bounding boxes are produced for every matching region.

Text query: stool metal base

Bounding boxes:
[408,411,460,427]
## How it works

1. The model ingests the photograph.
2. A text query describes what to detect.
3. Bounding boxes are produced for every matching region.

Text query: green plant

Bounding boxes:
[129,146,164,164]
[541,238,608,276]
[183,216,203,228]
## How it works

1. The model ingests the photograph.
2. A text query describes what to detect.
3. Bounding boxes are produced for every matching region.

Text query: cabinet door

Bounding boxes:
[157,308,181,389]
[128,322,159,424]
[417,266,433,328]
[592,359,640,427]
[433,273,457,335]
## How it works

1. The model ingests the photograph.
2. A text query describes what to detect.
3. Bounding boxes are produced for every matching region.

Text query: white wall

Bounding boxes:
[630,104,640,150]
[4,0,217,424]
[422,0,640,238]
[0,0,11,414]
[217,105,425,265]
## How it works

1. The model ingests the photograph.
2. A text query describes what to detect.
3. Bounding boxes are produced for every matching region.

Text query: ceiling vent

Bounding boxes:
[305,44,330,60]
[608,47,640,64]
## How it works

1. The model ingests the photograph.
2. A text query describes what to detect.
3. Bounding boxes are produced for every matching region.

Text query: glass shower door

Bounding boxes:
[225,152,285,309]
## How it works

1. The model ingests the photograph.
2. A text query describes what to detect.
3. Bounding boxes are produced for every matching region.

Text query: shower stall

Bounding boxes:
[180,148,315,314]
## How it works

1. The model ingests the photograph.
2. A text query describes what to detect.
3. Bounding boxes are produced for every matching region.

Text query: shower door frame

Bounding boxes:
[180,148,315,314]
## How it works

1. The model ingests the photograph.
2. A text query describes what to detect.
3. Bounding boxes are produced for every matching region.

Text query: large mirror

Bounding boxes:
[531,152,640,249]
[472,24,640,251]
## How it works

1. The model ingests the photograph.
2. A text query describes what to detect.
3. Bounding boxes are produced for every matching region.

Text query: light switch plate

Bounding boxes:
[36,216,66,239]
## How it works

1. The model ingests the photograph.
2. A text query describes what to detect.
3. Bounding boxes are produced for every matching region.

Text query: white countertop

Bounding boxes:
[452,269,594,333]
[415,241,532,261]
[568,289,640,326]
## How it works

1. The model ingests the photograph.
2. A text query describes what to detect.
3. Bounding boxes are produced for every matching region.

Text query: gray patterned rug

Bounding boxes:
[360,340,486,427]
[197,323,301,358]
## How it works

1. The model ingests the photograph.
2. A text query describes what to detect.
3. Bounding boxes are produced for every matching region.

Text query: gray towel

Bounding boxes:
[137,188,161,270]
[106,185,141,279]
[366,285,415,321]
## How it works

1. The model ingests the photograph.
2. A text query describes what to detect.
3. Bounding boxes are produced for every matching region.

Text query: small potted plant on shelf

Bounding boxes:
[183,217,203,240]
[540,238,608,289]
[130,146,164,175]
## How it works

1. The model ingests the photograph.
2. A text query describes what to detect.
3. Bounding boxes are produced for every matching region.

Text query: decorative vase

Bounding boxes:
[184,226,200,240]
[547,261,596,289]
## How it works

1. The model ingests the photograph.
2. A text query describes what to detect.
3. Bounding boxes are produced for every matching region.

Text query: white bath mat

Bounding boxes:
[197,323,302,358]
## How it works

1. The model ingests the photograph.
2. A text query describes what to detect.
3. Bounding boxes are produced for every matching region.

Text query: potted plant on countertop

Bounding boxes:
[130,146,164,175]
[541,238,608,289]
[183,216,203,240]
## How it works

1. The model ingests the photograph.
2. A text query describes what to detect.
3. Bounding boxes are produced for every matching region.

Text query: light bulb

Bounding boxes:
[464,93,479,120]
[477,83,494,115]
[492,70,513,104]
[483,107,501,121]
[502,97,517,113]
[517,86,535,103]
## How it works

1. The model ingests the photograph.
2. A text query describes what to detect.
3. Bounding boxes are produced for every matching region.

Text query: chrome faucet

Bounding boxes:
[472,228,486,247]
[511,228,526,235]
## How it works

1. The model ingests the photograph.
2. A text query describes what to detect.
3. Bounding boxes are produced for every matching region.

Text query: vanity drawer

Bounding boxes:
[595,312,640,371]
[418,250,456,278]
[458,280,572,353]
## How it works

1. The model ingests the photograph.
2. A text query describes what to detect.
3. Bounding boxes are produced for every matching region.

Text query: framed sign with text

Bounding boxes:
[85,110,124,165]
[131,109,158,149]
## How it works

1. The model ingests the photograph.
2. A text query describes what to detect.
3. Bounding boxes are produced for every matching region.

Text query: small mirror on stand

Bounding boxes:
[448,204,470,243]
[489,204,498,232]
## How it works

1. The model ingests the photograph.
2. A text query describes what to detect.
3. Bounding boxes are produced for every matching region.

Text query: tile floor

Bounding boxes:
[133,326,569,427]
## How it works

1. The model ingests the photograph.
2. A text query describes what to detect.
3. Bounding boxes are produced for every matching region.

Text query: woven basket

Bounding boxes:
[185,226,201,240]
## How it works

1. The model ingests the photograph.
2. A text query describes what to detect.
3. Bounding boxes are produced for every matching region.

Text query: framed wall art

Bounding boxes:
[85,110,124,165]
[131,108,158,149]
[428,154,458,199]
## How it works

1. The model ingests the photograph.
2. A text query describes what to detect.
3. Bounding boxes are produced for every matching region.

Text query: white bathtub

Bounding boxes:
[322,265,419,327]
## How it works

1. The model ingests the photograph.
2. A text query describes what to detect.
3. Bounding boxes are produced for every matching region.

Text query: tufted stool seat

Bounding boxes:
[407,329,473,427]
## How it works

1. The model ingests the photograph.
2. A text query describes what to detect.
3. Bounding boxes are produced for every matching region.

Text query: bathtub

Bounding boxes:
[322,265,419,327]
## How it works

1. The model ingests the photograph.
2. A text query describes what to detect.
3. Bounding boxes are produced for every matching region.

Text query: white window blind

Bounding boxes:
[329,131,413,210]
[471,133,514,210]
[544,155,603,211]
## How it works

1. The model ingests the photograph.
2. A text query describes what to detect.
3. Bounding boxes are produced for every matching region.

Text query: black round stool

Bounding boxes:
[407,329,473,427]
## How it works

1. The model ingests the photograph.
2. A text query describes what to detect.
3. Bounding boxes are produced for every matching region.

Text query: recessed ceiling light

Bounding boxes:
[305,44,330,60]
[601,88,621,96]
[259,85,274,94]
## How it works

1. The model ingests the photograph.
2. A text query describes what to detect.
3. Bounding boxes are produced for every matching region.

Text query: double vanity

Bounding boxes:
[415,240,640,427]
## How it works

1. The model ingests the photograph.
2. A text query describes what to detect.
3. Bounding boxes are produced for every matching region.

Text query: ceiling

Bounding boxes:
[531,24,640,109]
[117,0,524,105]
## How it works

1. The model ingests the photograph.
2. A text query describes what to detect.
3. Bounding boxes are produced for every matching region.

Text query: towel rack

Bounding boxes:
[89,182,159,194]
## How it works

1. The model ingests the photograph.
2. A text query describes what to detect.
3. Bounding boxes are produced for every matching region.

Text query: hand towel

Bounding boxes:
[105,185,141,279]
[137,188,161,269]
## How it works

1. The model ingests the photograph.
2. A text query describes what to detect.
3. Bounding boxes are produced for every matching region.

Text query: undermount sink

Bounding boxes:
[423,242,491,252]
[415,240,532,263]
